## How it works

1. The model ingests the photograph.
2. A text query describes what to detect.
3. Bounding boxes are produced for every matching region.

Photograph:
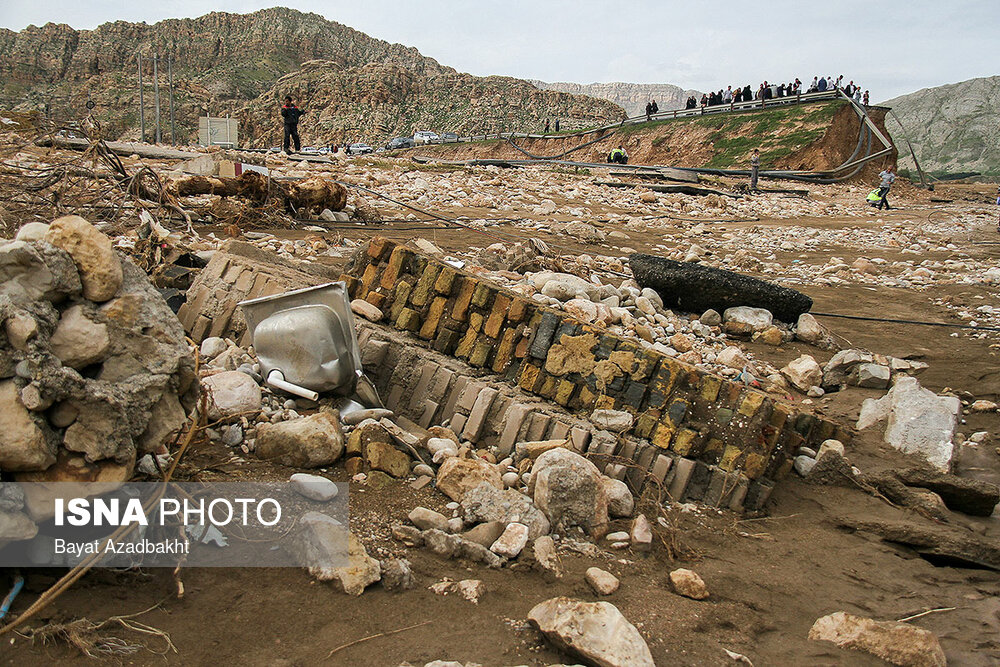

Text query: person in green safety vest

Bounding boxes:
[607,146,628,164]
[866,188,882,206]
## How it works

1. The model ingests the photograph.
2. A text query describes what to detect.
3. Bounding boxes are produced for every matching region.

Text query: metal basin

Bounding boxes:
[239,282,378,404]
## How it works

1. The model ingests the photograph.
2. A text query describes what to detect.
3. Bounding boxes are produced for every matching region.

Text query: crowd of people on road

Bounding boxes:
[673,75,870,113]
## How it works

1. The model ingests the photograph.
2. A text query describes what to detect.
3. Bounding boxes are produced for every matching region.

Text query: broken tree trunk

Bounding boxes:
[173,172,347,212]
[38,136,200,160]
[629,253,813,323]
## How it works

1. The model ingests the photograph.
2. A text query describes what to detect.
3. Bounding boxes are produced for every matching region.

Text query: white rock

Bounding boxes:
[723,306,773,332]
[589,409,633,433]
[585,567,620,595]
[408,506,450,532]
[602,477,634,517]
[202,371,263,420]
[564,298,599,323]
[856,376,959,470]
[290,473,339,501]
[528,597,654,667]
[795,312,825,344]
[781,354,823,392]
[490,522,529,557]
[817,439,845,460]
[350,298,383,322]
[199,337,228,360]
[716,346,748,369]
[808,611,946,667]
[44,215,122,302]
[49,305,110,369]
[669,568,709,599]
[15,222,49,242]
[0,380,55,471]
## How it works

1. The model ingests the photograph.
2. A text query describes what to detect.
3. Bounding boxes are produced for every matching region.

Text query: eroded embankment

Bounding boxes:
[414,101,896,179]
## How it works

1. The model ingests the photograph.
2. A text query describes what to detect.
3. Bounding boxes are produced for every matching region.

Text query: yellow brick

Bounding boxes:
[418,296,448,340]
[455,328,478,359]
[470,339,492,367]
[379,246,407,289]
[484,294,511,338]
[492,328,518,373]
[718,445,744,472]
[577,385,598,409]
[594,395,616,411]
[738,391,767,417]
[700,375,722,403]
[518,363,541,392]
[360,263,379,294]
[555,380,575,406]
[469,312,484,332]
[434,266,458,294]
[451,278,476,321]
[671,428,699,456]
[742,452,769,479]
[651,423,676,449]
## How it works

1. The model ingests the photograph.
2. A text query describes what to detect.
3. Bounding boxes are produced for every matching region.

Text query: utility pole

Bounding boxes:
[167,55,176,145]
[137,54,145,142]
[152,54,161,144]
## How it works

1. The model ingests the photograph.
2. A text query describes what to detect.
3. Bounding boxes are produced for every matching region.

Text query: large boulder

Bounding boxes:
[461,482,550,539]
[723,306,774,335]
[292,516,380,596]
[808,611,946,667]
[0,380,56,471]
[44,215,123,302]
[201,371,262,421]
[781,354,823,392]
[857,376,959,470]
[528,597,654,667]
[436,457,503,501]
[531,272,600,302]
[530,448,608,537]
[255,410,344,468]
[49,304,111,369]
[0,241,81,302]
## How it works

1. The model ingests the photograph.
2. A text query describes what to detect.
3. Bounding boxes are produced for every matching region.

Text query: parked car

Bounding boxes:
[348,142,373,154]
[440,132,459,142]
[413,130,440,145]
[388,136,415,150]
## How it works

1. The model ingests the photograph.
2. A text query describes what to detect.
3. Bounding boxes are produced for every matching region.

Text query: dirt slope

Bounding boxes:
[416,101,897,178]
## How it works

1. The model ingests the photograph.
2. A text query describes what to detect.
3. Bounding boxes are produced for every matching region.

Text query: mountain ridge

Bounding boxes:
[530,80,702,117]
[0,8,624,145]
[880,75,1000,178]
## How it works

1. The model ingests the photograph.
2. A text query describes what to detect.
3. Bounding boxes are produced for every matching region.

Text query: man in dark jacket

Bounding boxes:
[281,96,305,154]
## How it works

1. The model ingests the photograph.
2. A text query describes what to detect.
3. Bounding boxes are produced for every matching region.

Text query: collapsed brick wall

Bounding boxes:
[356,321,768,511]
[177,240,341,344]
[343,238,849,489]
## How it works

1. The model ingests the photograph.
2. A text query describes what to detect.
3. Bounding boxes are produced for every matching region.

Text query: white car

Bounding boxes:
[413,131,440,145]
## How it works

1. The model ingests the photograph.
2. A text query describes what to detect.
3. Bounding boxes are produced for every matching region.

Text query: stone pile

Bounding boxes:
[0,216,198,526]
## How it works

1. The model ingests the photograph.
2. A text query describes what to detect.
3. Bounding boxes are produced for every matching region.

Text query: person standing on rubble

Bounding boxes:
[280,96,305,154]
[750,148,760,191]
[876,165,895,210]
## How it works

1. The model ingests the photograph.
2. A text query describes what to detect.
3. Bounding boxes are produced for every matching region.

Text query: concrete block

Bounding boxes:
[668,458,695,501]
[462,387,499,441]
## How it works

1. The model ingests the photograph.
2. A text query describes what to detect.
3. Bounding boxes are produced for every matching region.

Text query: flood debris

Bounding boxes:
[629,252,813,323]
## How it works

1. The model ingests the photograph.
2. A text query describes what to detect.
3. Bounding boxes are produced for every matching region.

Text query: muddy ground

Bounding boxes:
[0,160,998,666]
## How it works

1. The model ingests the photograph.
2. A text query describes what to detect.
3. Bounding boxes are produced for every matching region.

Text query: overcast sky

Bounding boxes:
[1,0,997,102]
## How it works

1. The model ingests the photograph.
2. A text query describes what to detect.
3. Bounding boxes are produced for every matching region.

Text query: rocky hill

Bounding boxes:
[881,76,1000,178]
[0,8,623,144]
[239,61,620,148]
[530,81,702,117]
